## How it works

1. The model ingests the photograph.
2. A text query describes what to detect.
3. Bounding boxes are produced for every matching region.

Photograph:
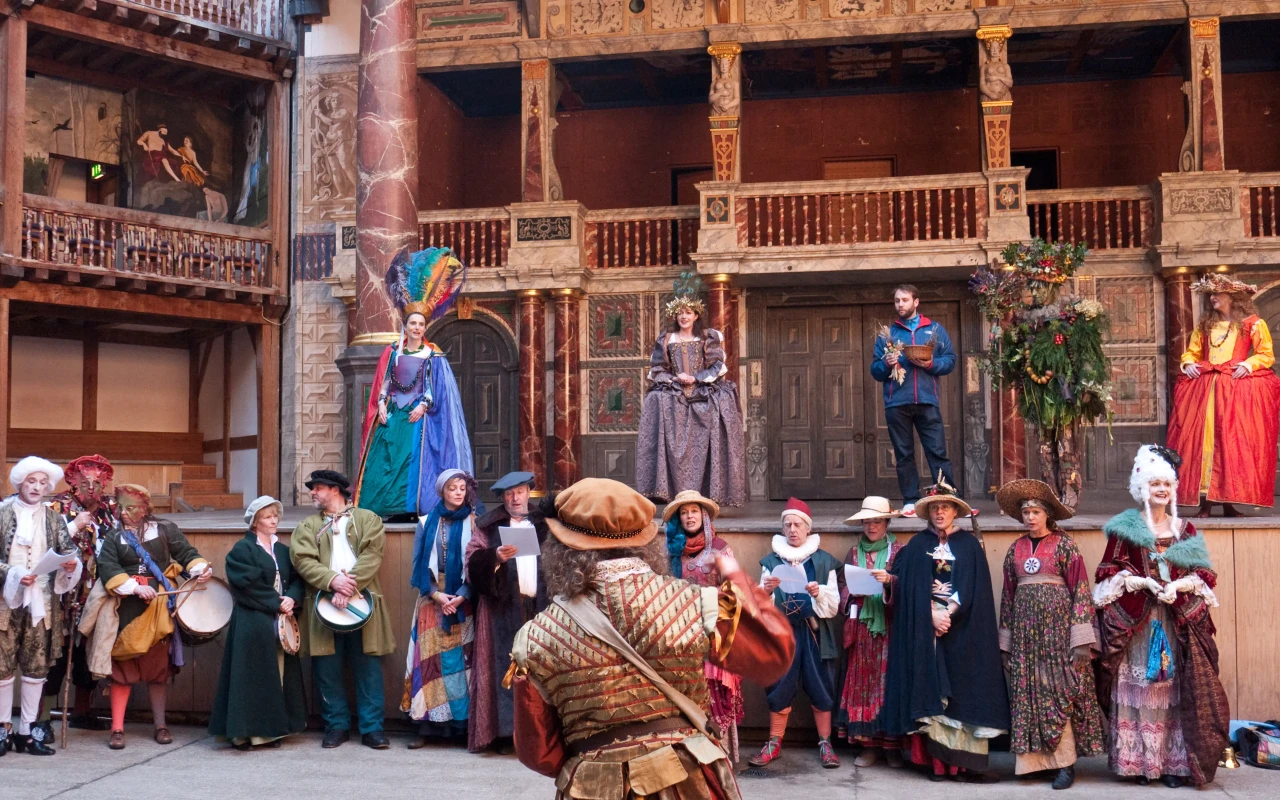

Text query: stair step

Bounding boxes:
[182,493,245,511]
[180,478,228,493]
[182,464,218,480]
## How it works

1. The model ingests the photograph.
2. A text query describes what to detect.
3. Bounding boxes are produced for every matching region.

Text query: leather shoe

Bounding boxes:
[24,724,57,755]
[322,729,349,748]
[154,727,173,745]
[1052,766,1076,790]
[362,731,391,750]
[109,730,126,750]
[1160,775,1184,789]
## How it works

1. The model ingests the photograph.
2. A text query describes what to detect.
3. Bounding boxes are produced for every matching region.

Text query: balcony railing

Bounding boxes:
[1026,188,1153,249]
[1243,175,1280,238]
[585,207,699,268]
[21,194,273,290]
[419,209,510,269]
[119,0,286,41]
[734,175,987,248]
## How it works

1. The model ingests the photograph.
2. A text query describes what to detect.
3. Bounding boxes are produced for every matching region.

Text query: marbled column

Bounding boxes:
[707,43,742,182]
[522,59,563,203]
[552,289,582,490]
[519,290,548,487]
[998,384,1027,487]
[707,274,738,380]
[1163,268,1195,406]
[352,0,419,344]
[1188,17,1225,171]
[977,26,1014,173]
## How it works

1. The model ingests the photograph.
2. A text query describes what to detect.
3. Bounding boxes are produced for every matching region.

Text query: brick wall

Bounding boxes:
[421,72,1280,210]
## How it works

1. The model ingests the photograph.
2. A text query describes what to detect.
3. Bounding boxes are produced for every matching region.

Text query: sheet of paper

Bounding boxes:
[770,563,809,594]
[33,548,79,575]
[844,565,884,597]
[499,526,542,558]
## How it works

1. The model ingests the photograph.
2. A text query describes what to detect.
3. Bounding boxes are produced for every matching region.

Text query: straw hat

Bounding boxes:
[662,490,720,524]
[844,496,901,525]
[995,479,1073,523]
[1191,272,1257,296]
[913,474,973,518]
[546,478,659,551]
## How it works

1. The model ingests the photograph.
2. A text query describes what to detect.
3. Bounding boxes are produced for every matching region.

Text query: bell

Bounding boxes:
[1219,746,1240,769]
[628,0,645,11]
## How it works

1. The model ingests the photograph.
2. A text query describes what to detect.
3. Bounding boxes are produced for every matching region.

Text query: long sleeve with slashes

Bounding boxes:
[710,569,795,687]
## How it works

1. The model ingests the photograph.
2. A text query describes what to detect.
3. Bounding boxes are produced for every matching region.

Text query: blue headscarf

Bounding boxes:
[411,470,483,632]
[666,517,687,578]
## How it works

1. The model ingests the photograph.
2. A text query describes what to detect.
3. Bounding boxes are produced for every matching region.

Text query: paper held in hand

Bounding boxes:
[770,563,809,594]
[33,548,80,575]
[499,526,542,558]
[844,564,884,597]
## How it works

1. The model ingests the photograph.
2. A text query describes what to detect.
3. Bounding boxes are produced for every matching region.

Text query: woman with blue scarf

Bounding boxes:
[402,469,482,747]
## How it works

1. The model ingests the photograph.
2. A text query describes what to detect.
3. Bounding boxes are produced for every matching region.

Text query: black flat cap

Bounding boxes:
[305,469,351,495]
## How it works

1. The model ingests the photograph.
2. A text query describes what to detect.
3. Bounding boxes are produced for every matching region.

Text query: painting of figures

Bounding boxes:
[231,85,270,227]
[24,75,122,195]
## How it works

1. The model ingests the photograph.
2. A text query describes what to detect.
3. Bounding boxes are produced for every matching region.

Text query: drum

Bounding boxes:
[174,576,233,646]
[276,612,301,655]
[314,588,375,633]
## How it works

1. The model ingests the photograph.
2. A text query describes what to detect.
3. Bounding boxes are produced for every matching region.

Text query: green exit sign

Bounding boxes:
[90,163,104,180]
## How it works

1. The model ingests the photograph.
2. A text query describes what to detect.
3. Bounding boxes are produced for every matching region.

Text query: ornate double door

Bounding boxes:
[434,319,519,487]
[767,303,962,500]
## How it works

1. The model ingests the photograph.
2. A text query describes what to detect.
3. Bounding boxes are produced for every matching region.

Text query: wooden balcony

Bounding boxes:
[1243,174,1280,238]
[1026,187,1154,250]
[10,194,279,302]
[585,207,699,269]
[419,208,510,269]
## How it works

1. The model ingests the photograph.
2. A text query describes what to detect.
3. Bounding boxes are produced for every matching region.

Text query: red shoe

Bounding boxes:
[749,737,782,767]
[820,739,841,769]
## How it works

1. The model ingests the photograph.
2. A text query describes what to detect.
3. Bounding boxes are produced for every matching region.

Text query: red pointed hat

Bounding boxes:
[781,497,812,526]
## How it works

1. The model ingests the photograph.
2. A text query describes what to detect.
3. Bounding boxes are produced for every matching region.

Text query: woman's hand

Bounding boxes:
[408,402,428,423]
[1232,364,1251,380]
[870,568,890,584]
[377,398,389,425]
[279,596,295,615]
[932,607,951,636]
[435,593,464,615]
[714,554,741,579]
[1182,363,1201,379]
[884,351,900,367]
[676,373,696,386]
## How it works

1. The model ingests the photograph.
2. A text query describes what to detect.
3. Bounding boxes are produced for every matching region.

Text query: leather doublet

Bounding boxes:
[516,571,713,744]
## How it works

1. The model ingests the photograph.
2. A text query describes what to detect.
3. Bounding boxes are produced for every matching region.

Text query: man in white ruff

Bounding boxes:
[1,457,81,756]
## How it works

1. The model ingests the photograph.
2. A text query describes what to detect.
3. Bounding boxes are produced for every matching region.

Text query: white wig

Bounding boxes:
[9,456,64,490]
[1129,445,1180,535]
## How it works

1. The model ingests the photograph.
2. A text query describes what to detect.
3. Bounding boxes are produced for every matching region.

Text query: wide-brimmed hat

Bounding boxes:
[662,490,720,524]
[244,495,284,526]
[913,474,973,518]
[305,469,351,496]
[844,496,901,525]
[1191,272,1257,296]
[995,479,1073,522]
[546,478,659,551]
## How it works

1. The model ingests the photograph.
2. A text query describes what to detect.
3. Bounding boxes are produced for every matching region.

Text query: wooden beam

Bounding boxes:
[0,282,270,323]
[188,340,200,433]
[889,42,904,87]
[73,0,96,16]
[255,321,280,497]
[23,5,281,82]
[1152,27,1183,76]
[6,428,204,462]
[267,81,290,295]
[7,317,195,348]
[221,330,231,484]
[81,335,98,431]
[1,15,26,257]
[814,46,829,92]
[86,47,126,71]
[25,54,235,106]
[201,434,257,453]
[1065,30,1094,77]
[0,298,9,472]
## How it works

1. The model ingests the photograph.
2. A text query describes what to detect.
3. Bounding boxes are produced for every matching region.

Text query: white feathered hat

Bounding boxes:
[9,456,64,489]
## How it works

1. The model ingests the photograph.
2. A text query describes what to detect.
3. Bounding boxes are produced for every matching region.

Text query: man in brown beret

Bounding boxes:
[506,477,795,798]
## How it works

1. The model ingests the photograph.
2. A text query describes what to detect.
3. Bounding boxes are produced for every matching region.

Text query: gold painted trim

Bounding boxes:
[981,100,1014,109]
[708,273,733,285]
[707,43,742,58]
[520,289,545,297]
[1190,17,1219,39]
[350,331,401,346]
[976,25,1013,41]
[553,288,582,298]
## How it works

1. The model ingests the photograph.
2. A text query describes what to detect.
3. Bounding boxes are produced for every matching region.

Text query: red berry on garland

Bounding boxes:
[1054,333,1065,345]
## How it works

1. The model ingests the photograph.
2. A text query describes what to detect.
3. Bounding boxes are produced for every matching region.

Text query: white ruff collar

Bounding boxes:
[594,557,652,582]
[772,534,821,565]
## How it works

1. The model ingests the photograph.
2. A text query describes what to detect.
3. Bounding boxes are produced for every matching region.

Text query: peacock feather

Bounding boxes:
[384,246,467,323]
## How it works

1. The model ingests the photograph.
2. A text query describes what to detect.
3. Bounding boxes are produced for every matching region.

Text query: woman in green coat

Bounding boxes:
[209,496,306,749]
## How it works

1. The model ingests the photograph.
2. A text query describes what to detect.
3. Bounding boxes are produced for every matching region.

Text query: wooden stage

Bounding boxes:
[154,499,1280,729]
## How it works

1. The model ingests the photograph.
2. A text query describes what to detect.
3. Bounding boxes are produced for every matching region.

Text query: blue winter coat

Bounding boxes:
[869,315,956,409]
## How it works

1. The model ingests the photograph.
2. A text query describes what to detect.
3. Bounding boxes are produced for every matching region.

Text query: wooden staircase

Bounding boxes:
[168,463,245,512]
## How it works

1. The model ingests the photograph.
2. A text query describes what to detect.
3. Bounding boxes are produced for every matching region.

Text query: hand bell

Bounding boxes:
[1219,746,1240,769]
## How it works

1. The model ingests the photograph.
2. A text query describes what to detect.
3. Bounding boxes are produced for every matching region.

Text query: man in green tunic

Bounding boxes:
[290,470,395,749]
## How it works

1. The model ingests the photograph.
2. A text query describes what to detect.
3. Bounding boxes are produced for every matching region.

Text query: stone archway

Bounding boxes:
[428,314,520,486]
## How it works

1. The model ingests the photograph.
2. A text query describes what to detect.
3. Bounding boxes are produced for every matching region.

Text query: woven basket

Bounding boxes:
[903,344,935,361]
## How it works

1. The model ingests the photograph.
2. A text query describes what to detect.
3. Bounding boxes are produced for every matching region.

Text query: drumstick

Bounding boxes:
[156,584,206,598]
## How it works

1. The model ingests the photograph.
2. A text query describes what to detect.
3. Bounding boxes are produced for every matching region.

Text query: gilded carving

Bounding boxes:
[745,0,800,23]
[708,44,741,118]
[1168,188,1233,215]
[571,0,624,35]
[516,216,573,241]
[305,71,357,208]
[1189,17,1219,39]
[978,36,1013,103]
[651,0,705,30]
[829,0,882,17]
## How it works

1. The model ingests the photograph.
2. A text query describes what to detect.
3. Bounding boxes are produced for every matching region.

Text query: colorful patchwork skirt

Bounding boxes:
[402,595,474,727]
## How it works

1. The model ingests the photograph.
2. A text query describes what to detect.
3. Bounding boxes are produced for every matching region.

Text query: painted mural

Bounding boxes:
[23,75,123,195]
[231,85,270,227]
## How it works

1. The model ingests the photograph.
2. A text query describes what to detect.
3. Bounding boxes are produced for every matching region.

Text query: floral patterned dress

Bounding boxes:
[678,535,744,762]
[839,537,903,748]
[999,532,1106,774]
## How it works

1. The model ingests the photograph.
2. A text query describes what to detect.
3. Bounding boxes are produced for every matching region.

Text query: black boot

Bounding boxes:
[1052,766,1076,790]
[0,724,9,755]
[1159,775,1184,789]
[21,723,57,755]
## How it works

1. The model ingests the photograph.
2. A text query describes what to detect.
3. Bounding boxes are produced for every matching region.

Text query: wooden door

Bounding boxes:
[863,302,964,499]
[434,320,517,486]
[768,306,866,499]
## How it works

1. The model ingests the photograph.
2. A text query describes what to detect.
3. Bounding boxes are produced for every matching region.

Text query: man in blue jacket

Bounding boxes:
[869,285,957,517]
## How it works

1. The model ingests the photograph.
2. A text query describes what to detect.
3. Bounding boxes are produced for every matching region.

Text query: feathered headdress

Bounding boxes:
[384,247,467,323]
[664,270,707,320]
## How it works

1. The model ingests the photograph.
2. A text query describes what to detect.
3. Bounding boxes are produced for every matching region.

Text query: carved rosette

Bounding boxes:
[708,43,743,182]
[977,25,1013,173]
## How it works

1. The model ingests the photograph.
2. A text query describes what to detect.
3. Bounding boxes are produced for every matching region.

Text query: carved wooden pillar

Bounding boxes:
[351,0,419,345]
[519,290,548,487]
[977,26,1014,173]
[521,59,563,203]
[0,14,27,256]
[1184,18,1225,171]
[552,288,582,490]
[707,43,742,182]
[1162,267,1196,408]
[707,274,738,380]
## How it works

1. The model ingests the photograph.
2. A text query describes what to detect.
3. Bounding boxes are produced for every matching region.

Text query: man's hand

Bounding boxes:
[908,355,933,370]
[136,585,158,602]
[19,573,37,586]
[870,569,891,584]
[196,568,213,584]
[932,608,951,636]
[330,573,358,597]
[884,351,900,367]
[496,545,519,564]
[63,561,78,573]
[1182,363,1201,379]
[805,581,820,598]
[279,597,296,615]
[408,402,428,423]
[331,592,350,610]
[73,511,93,531]
[762,576,781,593]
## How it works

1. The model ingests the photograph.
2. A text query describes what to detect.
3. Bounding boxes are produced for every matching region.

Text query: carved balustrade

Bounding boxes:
[733,174,988,249]
[1026,187,1154,249]
[585,207,700,268]
[117,0,287,41]
[1243,174,1280,238]
[21,194,273,290]
[419,208,511,268]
